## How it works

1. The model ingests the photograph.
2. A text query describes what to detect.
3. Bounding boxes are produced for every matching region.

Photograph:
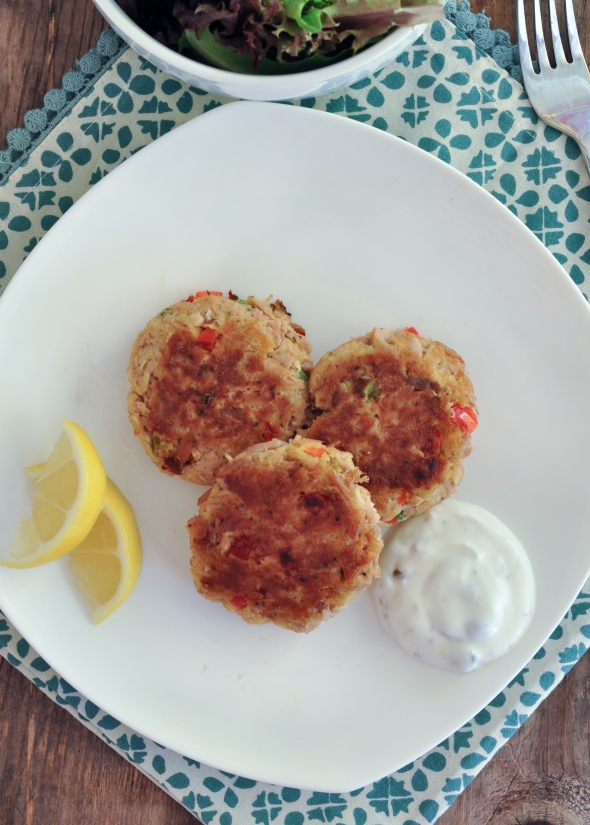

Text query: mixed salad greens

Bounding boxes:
[117,0,444,74]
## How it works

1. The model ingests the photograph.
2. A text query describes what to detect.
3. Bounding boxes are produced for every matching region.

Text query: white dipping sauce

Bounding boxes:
[371,499,535,673]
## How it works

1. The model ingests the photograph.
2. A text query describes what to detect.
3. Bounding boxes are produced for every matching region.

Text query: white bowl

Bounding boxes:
[92,0,426,101]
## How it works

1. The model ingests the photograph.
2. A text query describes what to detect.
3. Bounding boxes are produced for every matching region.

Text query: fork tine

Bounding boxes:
[517,0,536,75]
[548,0,567,63]
[565,0,584,59]
[533,0,552,69]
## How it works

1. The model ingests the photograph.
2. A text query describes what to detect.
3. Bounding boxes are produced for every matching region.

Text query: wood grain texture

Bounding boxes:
[2,1,590,824]
[0,0,107,149]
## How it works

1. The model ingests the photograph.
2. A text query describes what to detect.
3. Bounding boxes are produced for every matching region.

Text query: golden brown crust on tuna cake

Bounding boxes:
[127,294,312,485]
[306,328,477,523]
[187,436,383,633]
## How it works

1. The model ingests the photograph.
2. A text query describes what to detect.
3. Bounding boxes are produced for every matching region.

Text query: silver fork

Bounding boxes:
[517,0,590,174]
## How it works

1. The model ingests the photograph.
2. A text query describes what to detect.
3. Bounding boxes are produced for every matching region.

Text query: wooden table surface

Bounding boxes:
[2,1,590,823]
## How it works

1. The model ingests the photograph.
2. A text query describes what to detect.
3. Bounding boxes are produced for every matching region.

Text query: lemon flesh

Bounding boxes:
[3,420,107,568]
[69,478,142,624]
[25,463,47,481]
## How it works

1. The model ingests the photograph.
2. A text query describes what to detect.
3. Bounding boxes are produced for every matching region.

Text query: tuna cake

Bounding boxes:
[187,436,383,633]
[306,327,477,524]
[127,292,312,485]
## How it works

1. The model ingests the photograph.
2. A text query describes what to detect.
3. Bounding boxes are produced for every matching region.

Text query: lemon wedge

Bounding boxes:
[3,419,107,568]
[69,478,143,624]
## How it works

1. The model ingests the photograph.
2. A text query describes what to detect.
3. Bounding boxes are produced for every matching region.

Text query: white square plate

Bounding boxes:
[1,102,590,791]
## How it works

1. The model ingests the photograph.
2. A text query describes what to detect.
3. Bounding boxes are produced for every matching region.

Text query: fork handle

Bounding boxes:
[555,109,590,177]
[537,105,590,180]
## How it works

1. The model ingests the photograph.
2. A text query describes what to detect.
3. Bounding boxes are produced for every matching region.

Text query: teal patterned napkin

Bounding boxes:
[2,12,590,824]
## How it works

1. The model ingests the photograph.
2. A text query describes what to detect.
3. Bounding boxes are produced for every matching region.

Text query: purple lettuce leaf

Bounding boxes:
[328,0,444,50]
